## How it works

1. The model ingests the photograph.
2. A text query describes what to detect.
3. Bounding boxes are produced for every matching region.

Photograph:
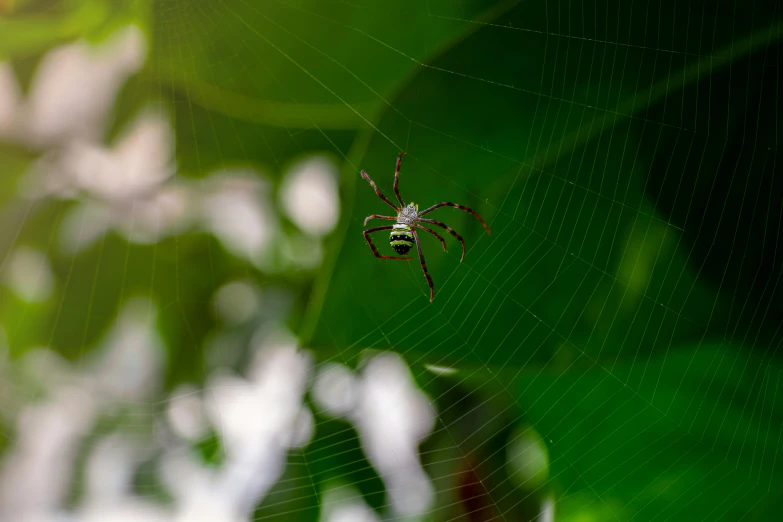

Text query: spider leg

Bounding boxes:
[419,218,466,262]
[361,170,399,212]
[393,151,406,207]
[418,202,491,235]
[413,224,447,252]
[363,226,412,261]
[411,229,435,302]
[363,214,397,226]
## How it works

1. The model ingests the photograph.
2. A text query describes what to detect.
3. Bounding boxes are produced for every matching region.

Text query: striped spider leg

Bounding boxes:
[413,225,447,251]
[363,214,397,225]
[418,202,492,235]
[418,202,491,262]
[360,169,398,212]
[418,218,466,262]
[411,229,435,302]
[393,151,406,206]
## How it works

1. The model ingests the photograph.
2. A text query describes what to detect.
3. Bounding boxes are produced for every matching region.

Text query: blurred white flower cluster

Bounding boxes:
[0,294,311,522]
[0,297,166,521]
[312,354,436,519]
[0,24,340,272]
[0,289,436,521]
[0,26,146,149]
[0,24,436,522]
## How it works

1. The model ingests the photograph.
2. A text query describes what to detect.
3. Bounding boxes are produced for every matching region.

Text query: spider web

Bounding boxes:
[0,0,781,521]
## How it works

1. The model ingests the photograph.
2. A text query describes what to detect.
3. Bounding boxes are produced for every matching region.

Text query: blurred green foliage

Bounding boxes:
[0,0,781,520]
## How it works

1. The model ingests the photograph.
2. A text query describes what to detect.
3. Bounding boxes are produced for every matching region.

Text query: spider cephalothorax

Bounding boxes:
[397,203,419,224]
[361,152,491,302]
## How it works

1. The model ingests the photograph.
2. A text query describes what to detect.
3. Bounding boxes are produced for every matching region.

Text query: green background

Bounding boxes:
[0,0,781,520]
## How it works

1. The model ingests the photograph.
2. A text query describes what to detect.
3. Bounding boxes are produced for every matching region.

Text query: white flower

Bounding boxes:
[0,25,146,149]
[352,353,435,517]
[88,297,165,402]
[320,484,381,522]
[57,108,176,201]
[213,280,261,325]
[313,352,436,518]
[166,386,208,441]
[177,328,314,516]
[2,246,55,303]
[199,172,279,268]
[312,362,357,417]
[279,156,340,236]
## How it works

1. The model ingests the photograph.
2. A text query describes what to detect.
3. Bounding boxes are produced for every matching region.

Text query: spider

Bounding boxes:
[361,152,491,302]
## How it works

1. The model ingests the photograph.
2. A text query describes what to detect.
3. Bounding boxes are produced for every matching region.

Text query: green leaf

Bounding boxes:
[0,0,150,61]
[193,428,224,467]
[519,345,783,521]
[304,0,782,373]
[143,0,522,175]
[150,0,520,121]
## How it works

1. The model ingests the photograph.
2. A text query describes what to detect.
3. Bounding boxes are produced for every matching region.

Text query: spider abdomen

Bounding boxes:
[390,223,414,255]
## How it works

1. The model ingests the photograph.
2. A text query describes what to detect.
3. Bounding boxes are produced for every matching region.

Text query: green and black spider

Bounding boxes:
[361,152,491,302]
